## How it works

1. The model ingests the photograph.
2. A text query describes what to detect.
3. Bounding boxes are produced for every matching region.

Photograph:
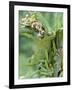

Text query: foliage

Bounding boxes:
[19,11,63,79]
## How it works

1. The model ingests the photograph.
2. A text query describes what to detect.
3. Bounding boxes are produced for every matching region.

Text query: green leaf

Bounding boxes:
[36,12,51,32]
[20,32,35,40]
[52,40,57,53]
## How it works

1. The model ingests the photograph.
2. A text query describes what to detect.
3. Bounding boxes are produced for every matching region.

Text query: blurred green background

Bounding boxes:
[19,11,63,79]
